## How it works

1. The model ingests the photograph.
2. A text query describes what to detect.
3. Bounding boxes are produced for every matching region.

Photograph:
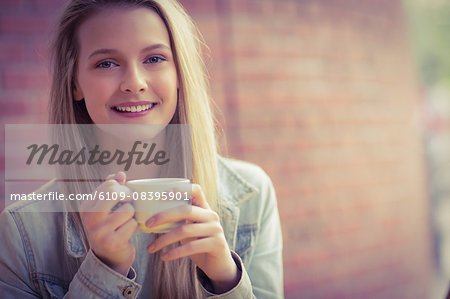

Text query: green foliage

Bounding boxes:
[404,0,450,86]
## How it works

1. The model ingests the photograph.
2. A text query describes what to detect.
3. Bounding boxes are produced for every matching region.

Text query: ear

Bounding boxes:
[73,81,84,101]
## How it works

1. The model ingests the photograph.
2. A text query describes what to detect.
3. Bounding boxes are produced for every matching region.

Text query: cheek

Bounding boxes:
[80,75,115,102]
[152,70,178,103]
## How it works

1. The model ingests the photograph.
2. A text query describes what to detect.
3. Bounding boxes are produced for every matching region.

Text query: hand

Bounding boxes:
[146,184,240,293]
[79,172,138,276]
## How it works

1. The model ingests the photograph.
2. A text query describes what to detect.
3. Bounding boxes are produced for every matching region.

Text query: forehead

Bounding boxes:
[77,6,171,55]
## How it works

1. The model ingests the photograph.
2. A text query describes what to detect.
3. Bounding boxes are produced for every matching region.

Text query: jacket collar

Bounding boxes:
[33,179,88,258]
[217,156,258,205]
[64,156,258,257]
[64,211,88,258]
[216,156,258,250]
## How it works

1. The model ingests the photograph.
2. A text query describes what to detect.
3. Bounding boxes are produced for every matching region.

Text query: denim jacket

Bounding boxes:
[0,157,284,298]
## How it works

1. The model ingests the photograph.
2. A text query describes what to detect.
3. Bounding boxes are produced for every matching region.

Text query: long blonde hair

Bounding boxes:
[50,0,219,297]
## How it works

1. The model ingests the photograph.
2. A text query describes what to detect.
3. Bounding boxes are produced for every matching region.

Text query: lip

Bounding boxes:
[110,101,157,118]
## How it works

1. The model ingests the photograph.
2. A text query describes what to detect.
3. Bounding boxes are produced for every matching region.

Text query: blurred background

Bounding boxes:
[0,0,449,298]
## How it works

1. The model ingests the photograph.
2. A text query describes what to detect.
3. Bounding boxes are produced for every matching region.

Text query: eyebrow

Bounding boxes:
[88,44,171,59]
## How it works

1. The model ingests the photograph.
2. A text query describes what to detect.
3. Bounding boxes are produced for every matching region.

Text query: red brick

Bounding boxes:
[0,0,22,10]
[0,43,24,62]
[180,0,217,14]
[226,0,249,13]
[30,0,65,12]
[0,100,29,117]
[0,16,54,35]
[2,69,50,89]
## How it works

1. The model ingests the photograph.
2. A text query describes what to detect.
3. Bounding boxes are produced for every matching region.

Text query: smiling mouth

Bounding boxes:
[112,103,156,113]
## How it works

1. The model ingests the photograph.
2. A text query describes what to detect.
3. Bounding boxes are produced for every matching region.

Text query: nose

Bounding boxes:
[120,64,147,94]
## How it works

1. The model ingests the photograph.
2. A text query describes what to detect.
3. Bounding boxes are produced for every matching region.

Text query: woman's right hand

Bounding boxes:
[79,172,138,276]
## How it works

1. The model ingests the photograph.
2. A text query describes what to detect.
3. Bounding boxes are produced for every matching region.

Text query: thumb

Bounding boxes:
[105,172,127,184]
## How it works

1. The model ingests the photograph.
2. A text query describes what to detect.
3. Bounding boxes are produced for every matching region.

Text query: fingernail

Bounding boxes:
[147,243,155,253]
[146,217,154,227]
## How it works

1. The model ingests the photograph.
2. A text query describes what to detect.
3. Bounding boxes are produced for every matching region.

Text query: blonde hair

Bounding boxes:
[50,0,219,297]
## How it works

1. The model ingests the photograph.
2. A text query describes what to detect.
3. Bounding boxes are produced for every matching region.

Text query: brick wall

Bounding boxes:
[0,0,434,298]
[0,0,55,212]
[183,0,434,298]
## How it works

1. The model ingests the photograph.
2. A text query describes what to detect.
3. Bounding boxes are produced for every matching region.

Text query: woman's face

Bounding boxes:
[74,7,178,125]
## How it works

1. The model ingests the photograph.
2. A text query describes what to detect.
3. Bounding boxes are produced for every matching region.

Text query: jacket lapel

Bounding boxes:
[217,157,258,251]
[64,211,88,258]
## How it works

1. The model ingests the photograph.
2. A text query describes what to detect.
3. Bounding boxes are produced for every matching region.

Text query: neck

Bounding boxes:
[93,125,168,180]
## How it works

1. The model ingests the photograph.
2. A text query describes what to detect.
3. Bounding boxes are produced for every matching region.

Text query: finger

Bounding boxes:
[82,202,135,233]
[145,205,219,229]
[103,203,136,230]
[170,183,192,203]
[78,182,118,213]
[92,217,138,253]
[147,222,222,253]
[81,173,130,213]
[79,184,132,216]
[91,181,133,212]
[114,171,127,184]
[79,210,103,230]
[105,173,116,181]
[79,198,95,214]
[105,171,126,184]
[159,237,219,261]
[114,216,139,241]
[191,184,210,210]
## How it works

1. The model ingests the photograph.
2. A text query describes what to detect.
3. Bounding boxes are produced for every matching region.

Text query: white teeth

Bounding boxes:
[114,104,154,112]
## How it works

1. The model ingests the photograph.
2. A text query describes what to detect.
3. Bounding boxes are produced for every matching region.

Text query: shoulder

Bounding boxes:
[1,180,64,244]
[217,156,276,207]
[3,179,60,213]
[218,156,270,182]
[218,156,273,191]
[0,180,66,257]
[0,182,74,296]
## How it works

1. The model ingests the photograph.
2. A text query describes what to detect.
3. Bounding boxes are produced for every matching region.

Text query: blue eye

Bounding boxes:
[96,60,118,69]
[146,56,165,64]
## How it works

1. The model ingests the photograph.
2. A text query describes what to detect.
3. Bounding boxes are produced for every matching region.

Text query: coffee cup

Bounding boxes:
[127,178,191,233]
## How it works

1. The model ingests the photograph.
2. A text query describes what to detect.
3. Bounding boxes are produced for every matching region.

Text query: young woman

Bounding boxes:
[0,0,283,298]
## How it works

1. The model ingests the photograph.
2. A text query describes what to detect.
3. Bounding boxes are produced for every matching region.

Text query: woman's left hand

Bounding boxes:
[146,184,240,293]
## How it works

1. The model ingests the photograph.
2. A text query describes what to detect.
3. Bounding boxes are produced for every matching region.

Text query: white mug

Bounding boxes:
[127,178,191,233]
